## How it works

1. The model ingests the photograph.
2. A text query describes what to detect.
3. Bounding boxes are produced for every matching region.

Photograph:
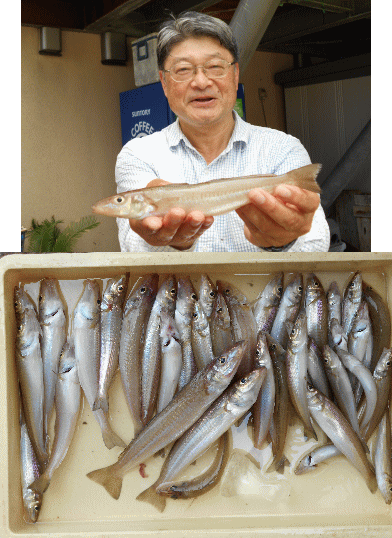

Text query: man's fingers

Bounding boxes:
[273,185,320,213]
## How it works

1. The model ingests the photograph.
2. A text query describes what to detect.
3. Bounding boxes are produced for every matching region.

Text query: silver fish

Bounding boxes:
[136,368,265,512]
[335,348,377,432]
[15,307,48,470]
[307,338,331,399]
[306,385,377,493]
[119,274,159,436]
[362,282,391,373]
[323,345,364,444]
[286,309,316,439]
[210,292,234,358]
[157,311,183,413]
[20,410,42,523]
[360,348,392,442]
[253,273,283,334]
[94,274,129,413]
[86,341,246,500]
[198,274,217,319]
[253,332,275,449]
[156,431,229,502]
[38,278,67,442]
[73,279,125,450]
[295,443,341,475]
[191,300,214,370]
[270,273,303,349]
[175,276,198,389]
[265,334,290,473]
[92,164,322,219]
[348,301,372,364]
[141,274,177,426]
[374,409,392,504]
[342,272,362,337]
[304,273,328,349]
[29,340,81,495]
[329,318,348,352]
[217,280,257,379]
[14,285,37,322]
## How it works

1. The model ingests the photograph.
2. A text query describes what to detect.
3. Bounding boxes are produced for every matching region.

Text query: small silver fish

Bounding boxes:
[92,164,322,219]
[270,273,303,349]
[374,410,392,504]
[29,340,81,495]
[210,292,234,358]
[253,332,275,450]
[198,274,217,319]
[157,311,183,413]
[175,276,198,389]
[304,273,328,349]
[94,274,129,413]
[252,273,283,334]
[20,410,43,523]
[306,385,377,493]
[342,272,362,337]
[191,300,214,370]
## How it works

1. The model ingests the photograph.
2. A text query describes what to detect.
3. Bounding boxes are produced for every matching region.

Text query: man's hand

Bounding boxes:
[128,179,214,250]
[236,184,320,249]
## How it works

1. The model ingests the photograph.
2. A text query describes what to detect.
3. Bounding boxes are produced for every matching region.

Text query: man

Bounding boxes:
[116,11,330,252]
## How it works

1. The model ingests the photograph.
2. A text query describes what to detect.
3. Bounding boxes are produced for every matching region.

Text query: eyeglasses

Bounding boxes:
[163,58,235,82]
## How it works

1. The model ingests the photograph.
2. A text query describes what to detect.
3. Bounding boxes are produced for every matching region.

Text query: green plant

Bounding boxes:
[26,215,100,253]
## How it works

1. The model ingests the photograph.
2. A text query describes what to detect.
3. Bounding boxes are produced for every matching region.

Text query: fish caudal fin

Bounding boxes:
[86,466,123,500]
[93,395,109,414]
[29,473,51,495]
[286,163,322,194]
[136,484,167,513]
[101,428,127,450]
[265,455,290,475]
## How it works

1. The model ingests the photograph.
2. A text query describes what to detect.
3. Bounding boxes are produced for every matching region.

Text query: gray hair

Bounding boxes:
[157,11,239,70]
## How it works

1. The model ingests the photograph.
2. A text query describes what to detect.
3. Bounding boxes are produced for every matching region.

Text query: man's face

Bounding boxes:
[159,36,239,131]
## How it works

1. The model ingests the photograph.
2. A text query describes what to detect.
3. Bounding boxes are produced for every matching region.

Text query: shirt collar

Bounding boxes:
[166,110,250,151]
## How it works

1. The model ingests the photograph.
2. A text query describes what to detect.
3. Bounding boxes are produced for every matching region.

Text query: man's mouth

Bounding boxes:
[191,96,215,103]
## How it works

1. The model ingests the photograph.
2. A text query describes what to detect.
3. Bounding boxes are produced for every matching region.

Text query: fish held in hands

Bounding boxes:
[92,164,322,219]
[86,341,246,500]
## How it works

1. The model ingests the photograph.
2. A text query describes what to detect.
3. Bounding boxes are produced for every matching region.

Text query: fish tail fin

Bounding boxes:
[286,163,322,194]
[367,473,378,494]
[136,484,166,513]
[266,455,290,475]
[29,473,51,495]
[86,466,123,500]
[92,395,109,413]
[101,427,127,450]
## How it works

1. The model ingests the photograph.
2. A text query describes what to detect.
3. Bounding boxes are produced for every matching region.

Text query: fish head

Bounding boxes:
[58,341,77,381]
[92,191,156,219]
[123,273,159,314]
[344,271,362,303]
[329,318,347,347]
[206,340,246,389]
[38,278,65,322]
[73,279,101,323]
[24,488,43,523]
[191,301,209,332]
[211,292,231,329]
[322,345,340,373]
[306,383,323,411]
[228,368,266,413]
[305,273,324,305]
[101,274,129,311]
[254,332,272,369]
[217,280,250,310]
[14,286,36,320]
[16,309,41,349]
[326,281,341,307]
[176,277,198,317]
[264,272,284,305]
[374,348,392,379]
[285,273,304,305]
[157,275,177,312]
[199,274,217,316]
[265,333,285,359]
[287,309,307,351]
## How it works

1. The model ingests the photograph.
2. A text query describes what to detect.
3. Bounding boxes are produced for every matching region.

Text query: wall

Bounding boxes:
[21,27,293,252]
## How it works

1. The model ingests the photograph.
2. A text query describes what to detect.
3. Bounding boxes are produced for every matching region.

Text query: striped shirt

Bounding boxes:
[115,112,330,252]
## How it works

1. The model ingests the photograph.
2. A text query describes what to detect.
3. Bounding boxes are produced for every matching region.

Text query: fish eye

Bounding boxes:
[255,349,260,357]
[217,307,223,313]
[278,286,283,293]
[209,291,216,298]
[118,285,124,291]
[170,288,176,296]
[116,196,123,203]
[191,293,197,301]
[298,286,303,292]
[38,294,43,302]
[271,344,276,350]
[140,286,146,293]
[386,361,391,366]
[97,299,101,305]
[240,378,247,384]
[224,289,230,294]
[219,357,226,364]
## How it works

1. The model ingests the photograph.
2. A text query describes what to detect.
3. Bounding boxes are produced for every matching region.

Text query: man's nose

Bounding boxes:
[190,67,213,87]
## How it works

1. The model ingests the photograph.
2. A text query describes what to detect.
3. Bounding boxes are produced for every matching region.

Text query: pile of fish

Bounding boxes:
[14,270,392,522]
